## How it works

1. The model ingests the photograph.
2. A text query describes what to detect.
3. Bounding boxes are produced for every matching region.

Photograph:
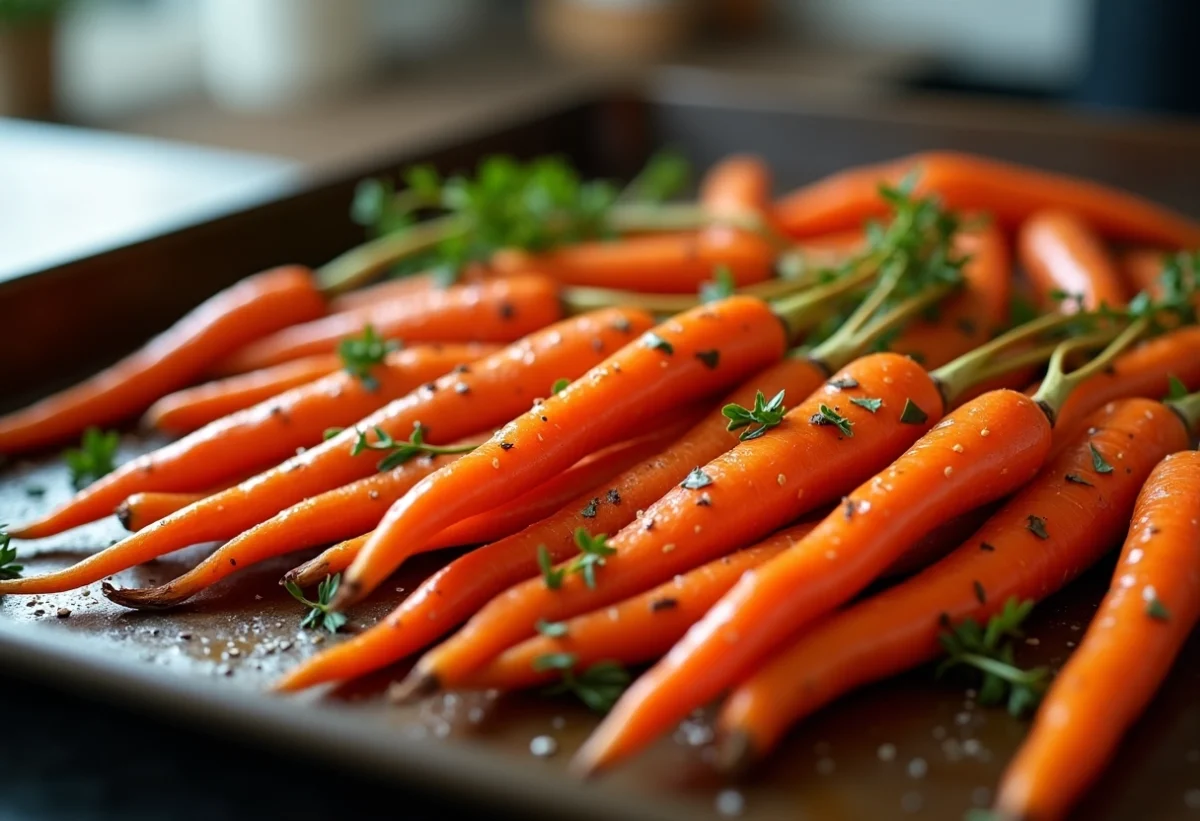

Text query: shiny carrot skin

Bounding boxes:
[716,398,1189,769]
[0,308,652,596]
[1018,209,1128,312]
[0,266,326,454]
[12,344,496,539]
[774,151,1200,248]
[275,355,831,692]
[116,491,207,532]
[144,354,341,433]
[329,265,493,312]
[337,296,789,609]
[575,388,1052,774]
[214,274,562,374]
[408,353,943,693]
[102,433,491,609]
[700,154,774,220]
[996,449,1200,821]
[467,523,818,692]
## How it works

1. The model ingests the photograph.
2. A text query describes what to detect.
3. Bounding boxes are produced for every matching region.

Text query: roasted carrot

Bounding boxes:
[144,354,341,433]
[774,151,1200,248]
[994,449,1200,821]
[327,265,490,312]
[1116,247,1169,296]
[213,274,563,374]
[12,343,497,539]
[1018,209,1128,312]
[466,522,819,692]
[115,491,207,532]
[0,308,652,595]
[0,266,326,454]
[699,154,774,222]
[716,396,1193,771]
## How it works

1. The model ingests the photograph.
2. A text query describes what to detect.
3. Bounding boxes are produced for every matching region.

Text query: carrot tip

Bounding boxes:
[279,558,325,587]
[388,670,440,704]
[114,502,134,532]
[326,579,361,614]
[100,580,182,611]
[713,729,757,777]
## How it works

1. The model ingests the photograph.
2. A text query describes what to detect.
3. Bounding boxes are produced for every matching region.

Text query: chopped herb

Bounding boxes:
[564,529,615,589]
[64,427,120,490]
[284,574,348,634]
[611,316,632,334]
[536,618,569,638]
[681,467,714,490]
[1064,473,1092,486]
[1026,515,1049,540]
[1146,597,1171,621]
[810,403,854,437]
[937,597,1048,717]
[843,497,856,520]
[827,376,859,390]
[532,652,576,673]
[337,324,399,389]
[23,484,45,498]
[650,598,678,612]
[534,654,631,713]
[642,332,674,355]
[581,498,600,518]
[1089,444,1114,474]
[849,396,883,413]
[899,399,928,425]
[973,580,987,604]
[695,349,720,369]
[0,526,22,580]
[1165,374,1188,401]
[537,544,565,590]
[606,489,620,505]
[550,377,571,395]
[323,427,344,441]
[722,389,786,441]
[350,423,477,471]
[699,265,736,304]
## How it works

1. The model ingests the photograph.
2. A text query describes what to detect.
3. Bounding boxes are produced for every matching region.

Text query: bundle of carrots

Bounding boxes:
[3,146,1200,821]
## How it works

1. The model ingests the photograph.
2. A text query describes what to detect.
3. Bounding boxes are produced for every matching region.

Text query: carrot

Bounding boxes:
[115,491,208,532]
[774,151,1200,248]
[1116,246,1169,296]
[465,522,819,692]
[213,274,563,374]
[11,343,497,539]
[1018,209,1128,313]
[327,265,490,313]
[699,154,773,222]
[144,354,341,434]
[0,308,652,595]
[274,355,835,693]
[994,449,1200,821]
[0,266,326,455]
[332,295,791,611]
[716,396,1192,772]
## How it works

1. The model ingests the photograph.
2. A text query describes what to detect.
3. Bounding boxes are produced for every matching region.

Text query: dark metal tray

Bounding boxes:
[3,74,1199,821]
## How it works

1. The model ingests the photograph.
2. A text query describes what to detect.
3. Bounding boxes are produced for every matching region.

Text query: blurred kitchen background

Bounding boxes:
[3,0,1199,280]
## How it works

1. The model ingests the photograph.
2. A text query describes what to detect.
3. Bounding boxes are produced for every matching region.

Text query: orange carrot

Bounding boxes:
[774,151,1200,248]
[274,355,833,692]
[1116,246,1169,296]
[12,343,496,539]
[466,522,818,692]
[115,491,207,532]
[1018,209,1129,312]
[333,296,791,611]
[995,449,1200,821]
[327,266,490,312]
[0,308,652,595]
[144,354,340,433]
[0,266,327,454]
[715,396,1191,771]
[213,274,563,374]
[574,387,1052,775]
[699,154,774,222]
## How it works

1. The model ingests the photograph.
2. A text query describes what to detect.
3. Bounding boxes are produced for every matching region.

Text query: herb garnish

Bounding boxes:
[284,574,348,634]
[1064,473,1093,486]
[537,544,564,590]
[337,324,399,389]
[681,467,714,489]
[899,399,928,425]
[536,618,569,638]
[810,403,854,437]
[0,526,22,581]
[695,349,720,369]
[827,376,859,389]
[564,528,615,589]
[699,265,736,304]
[1146,597,1171,621]
[532,653,631,713]
[64,427,120,490]
[581,498,600,518]
[550,377,571,396]
[1026,515,1049,540]
[1089,443,1114,474]
[722,389,786,441]
[937,597,1049,717]
[850,396,883,413]
[1165,373,1188,401]
[642,332,674,355]
[350,424,477,471]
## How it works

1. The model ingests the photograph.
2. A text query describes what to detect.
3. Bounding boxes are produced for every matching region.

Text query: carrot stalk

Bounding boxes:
[715,395,1193,771]
[0,266,327,454]
[0,308,652,596]
[12,344,497,539]
[1018,209,1129,312]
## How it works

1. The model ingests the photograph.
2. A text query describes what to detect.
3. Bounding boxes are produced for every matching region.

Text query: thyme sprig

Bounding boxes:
[284,574,348,634]
[350,424,477,471]
[337,324,400,390]
[532,652,631,713]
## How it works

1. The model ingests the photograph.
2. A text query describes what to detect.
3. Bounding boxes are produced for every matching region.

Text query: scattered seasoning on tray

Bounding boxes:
[56,608,70,618]
[715,789,745,817]
[529,735,558,758]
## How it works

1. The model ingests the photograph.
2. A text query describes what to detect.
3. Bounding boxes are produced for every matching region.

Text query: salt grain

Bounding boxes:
[529,735,558,757]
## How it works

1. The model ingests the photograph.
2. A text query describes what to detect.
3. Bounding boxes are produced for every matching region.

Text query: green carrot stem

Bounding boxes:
[560,276,818,317]
[315,214,470,294]
[1031,318,1151,422]
[770,263,879,341]
[806,258,907,367]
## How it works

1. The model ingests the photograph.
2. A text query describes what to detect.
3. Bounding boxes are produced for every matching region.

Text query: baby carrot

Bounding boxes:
[326,264,492,313]
[116,491,207,532]
[0,308,651,595]
[1116,247,1169,296]
[715,395,1192,770]
[12,344,496,539]
[213,274,563,374]
[699,154,774,222]
[1018,209,1129,312]
[144,354,341,433]
[466,522,819,692]
[0,266,327,454]
[994,449,1200,821]
[774,151,1200,248]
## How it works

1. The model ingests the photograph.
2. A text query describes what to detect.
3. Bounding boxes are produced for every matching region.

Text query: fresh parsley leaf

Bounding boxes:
[63,427,120,490]
[681,467,714,489]
[1064,473,1092,486]
[722,389,786,441]
[899,399,928,425]
[550,377,571,396]
[562,528,615,589]
[849,396,883,413]
[535,653,631,713]
[1146,596,1171,621]
[0,526,22,581]
[809,403,854,437]
[1026,515,1049,540]
[284,574,347,634]
[1166,374,1188,401]
[1089,443,1114,474]
[536,618,569,638]
[337,324,399,390]
[642,332,674,355]
[700,265,736,304]
[537,544,564,590]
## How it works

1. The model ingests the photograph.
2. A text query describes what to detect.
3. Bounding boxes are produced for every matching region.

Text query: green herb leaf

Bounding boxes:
[827,376,859,389]
[849,396,883,413]
[63,427,120,490]
[1165,374,1188,401]
[721,389,787,441]
[284,574,347,634]
[563,528,616,589]
[694,349,720,370]
[350,423,477,472]
[537,544,564,590]
[1064,473,1092,486]
[536,654,631,713]
[700,265,736,304]
[1146,596,1171,621]
[1089,443,1114,475]
[1026,515,1049,540]
[323,427,344,441]
[0,526,22,581]
[620,149,691,204]
[337,324,399,390]
[809,403,854,437]
[536,618,569,638]
[681,467,714,489]
[532,652,577,672]
[550,377,571,395]
[642,332,674,355]
[899,399,928,425]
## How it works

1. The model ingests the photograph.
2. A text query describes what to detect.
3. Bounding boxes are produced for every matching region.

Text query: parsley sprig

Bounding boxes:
[533,653,631,713]
[63,427,120,490]
[0,526,22,581]
[350,424,477,471]
[337,324,399,389]
[537,528,615,590]
[284,574,348,634]
[722,389,786,440]
[700,265,736,304]
[937,597,1049,717]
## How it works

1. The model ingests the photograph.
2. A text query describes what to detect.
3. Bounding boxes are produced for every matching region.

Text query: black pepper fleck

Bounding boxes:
[650,598,678,612]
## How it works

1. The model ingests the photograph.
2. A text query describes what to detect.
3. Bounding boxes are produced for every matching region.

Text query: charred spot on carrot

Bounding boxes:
[695,350,720,369]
